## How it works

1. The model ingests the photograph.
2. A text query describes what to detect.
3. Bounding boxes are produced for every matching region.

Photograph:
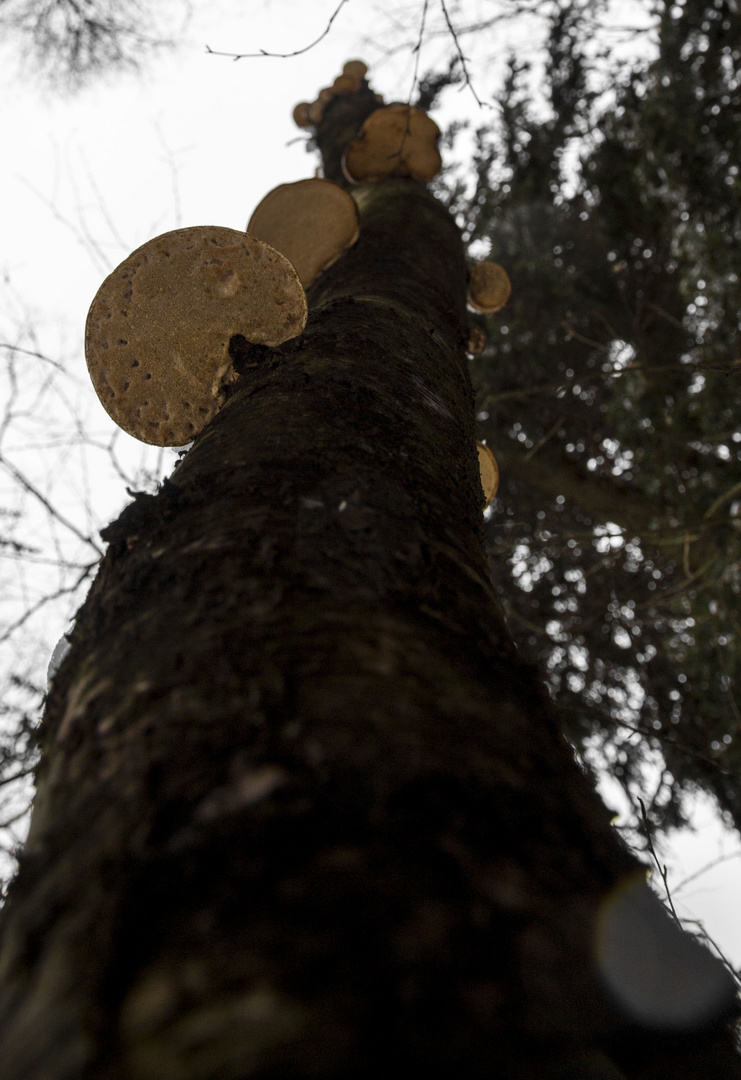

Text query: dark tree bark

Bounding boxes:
[0,91,738,1080]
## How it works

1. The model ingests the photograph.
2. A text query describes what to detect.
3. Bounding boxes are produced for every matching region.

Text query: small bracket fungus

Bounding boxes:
[247,179,359,289]
[467,325,487,356]
[293,61,368,130]
[332,73,362,95]
[292,102,312,128]
[342,104,442,184]
[307,99,326,125]
[467,261,512,314]
[342,59,368,81]
[477,441,499,507]
[85,226,307,447]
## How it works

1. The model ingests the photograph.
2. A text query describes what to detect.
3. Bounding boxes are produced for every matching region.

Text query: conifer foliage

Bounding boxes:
[456,0,741,836]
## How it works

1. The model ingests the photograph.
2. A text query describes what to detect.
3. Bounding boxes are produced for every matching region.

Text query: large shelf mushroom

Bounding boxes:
[85,226,307,447]
[247,179,359,289]
[342,104,442,184]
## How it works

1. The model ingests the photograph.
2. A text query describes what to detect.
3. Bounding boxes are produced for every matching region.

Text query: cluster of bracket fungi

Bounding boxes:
[291,60,382,130]
[84,61,509,507]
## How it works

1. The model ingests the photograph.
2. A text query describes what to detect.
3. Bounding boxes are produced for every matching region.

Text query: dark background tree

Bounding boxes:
[429,0,741,841]
[0,0,189,89]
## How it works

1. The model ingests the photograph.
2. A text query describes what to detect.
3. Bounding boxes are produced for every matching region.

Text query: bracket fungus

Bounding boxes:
[292,60,369,129]
[85,226,307,447]
[467,325,487,356]
[468,261,512,314]
[247,179,359,289]
[331,73,362,95]
[342,59,368,81]
[292,102,312,129]
[477,441,499,507]
[342,104,442,184]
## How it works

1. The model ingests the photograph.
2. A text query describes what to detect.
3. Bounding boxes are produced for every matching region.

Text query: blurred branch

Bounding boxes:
[616,719,739,780]
[0,453,103,556]
[672,850,741,896]
[0,0,184,90]
[0,344,67,374]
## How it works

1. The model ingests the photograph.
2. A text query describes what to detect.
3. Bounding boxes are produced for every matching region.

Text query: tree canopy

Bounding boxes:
[434,0,741,837]
[0,0,185,88]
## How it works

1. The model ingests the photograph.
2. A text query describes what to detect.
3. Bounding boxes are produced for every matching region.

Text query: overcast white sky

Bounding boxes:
[1,0,739,972]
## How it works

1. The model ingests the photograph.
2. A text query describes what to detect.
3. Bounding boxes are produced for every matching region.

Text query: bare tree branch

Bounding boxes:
[205,0,351,61]
[439,0,485,107]
[0,453,103,556]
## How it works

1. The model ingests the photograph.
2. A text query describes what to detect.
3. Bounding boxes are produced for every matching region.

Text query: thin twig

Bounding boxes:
[639,797,681,924]
[703,479,741,522]
[439,0,485,107]
[672,850,741,896]
[634,555,716,611]
[523,414,564,462]
[484,357,741,408]
[643,300,686,331]
[0,453,103,556]
[0,807,32,831]
[0,765,37,789]
[0,343,67,374]
[616,718,739,779]
[206,0,350,60]
[18,176,111,277]
[408,0,430,110]
[687,922,741,988]
[0,579,88,648]
[561,322,610,352]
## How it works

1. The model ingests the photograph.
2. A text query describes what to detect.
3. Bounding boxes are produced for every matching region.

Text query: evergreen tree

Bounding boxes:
[457,0,741,836]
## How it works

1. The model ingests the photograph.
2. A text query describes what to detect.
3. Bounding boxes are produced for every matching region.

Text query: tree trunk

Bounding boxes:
[0,110,738,1079]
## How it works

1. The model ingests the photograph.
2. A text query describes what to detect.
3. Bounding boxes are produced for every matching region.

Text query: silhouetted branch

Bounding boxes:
[439,0,485,107]
[206,0,350,60]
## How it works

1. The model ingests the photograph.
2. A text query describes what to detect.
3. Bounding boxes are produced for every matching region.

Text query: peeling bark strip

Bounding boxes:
[1,129,740,1079]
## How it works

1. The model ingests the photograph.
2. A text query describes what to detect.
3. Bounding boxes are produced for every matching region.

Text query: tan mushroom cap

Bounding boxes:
[85,226,307,447]
[247,179,359,289]
[342,59,368,80]
[467,325,487,356]
[342,104,442,184]
[477,441,499,506]
[468,261,511,314]
[293,102,312,128]
[295,62,369,132]
[308,99,325,125]
[332,73,362,94]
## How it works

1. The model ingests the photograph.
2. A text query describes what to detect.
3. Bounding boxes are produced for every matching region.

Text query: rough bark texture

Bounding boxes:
[0,92,739,1080]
